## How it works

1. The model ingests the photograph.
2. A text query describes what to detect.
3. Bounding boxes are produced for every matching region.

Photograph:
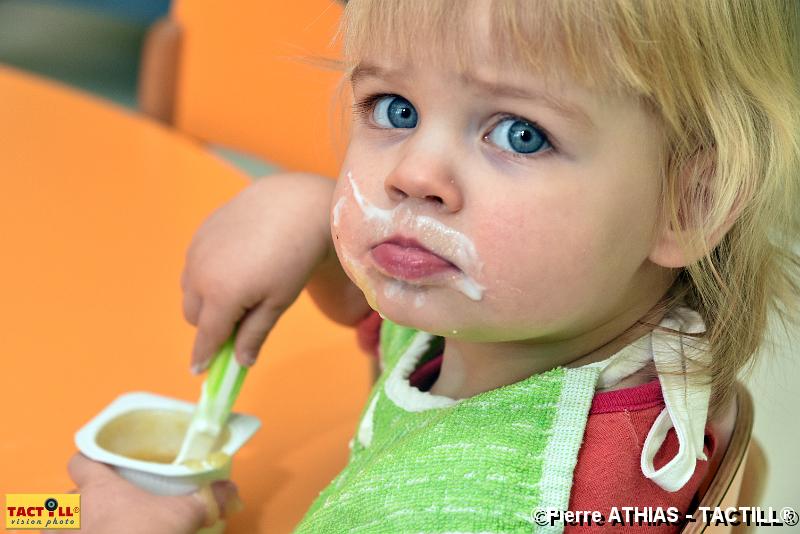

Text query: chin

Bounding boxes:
[373,297,456,338]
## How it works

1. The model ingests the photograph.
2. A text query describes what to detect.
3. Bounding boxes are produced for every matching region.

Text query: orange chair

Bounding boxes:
[681,382,757,534]
[138,0,347,178]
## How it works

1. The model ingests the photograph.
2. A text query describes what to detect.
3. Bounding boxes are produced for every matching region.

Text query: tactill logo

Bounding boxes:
[5,493,81,530]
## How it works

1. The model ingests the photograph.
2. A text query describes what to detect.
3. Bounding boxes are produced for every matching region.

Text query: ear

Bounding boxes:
[648,150,742,268]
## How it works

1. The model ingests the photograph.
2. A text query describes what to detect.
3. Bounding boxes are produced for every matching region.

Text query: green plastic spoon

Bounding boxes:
[174,335,248,465]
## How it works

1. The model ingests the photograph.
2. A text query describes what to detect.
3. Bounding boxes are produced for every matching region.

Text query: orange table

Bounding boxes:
[0,65,371,533]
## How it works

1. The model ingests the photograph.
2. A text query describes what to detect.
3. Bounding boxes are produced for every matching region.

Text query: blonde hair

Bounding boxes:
[329,0,800,417]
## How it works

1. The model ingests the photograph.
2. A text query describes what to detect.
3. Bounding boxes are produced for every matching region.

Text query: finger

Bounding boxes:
[211,479,243,519]
[182,480,242,529]
[234,301,280,367]
[182,290,202,326]
[191,301,244,374]
[192,484,220,528]
[67,453,117,487]
[167,487,212,532]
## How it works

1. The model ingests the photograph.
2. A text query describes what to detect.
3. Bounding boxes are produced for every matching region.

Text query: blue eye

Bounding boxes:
[373,95,418,129]
[486,118,551,155]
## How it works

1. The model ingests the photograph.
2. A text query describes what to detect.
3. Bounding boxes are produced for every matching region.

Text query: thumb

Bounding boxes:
[234,301,279,367]
[181,480,243,529]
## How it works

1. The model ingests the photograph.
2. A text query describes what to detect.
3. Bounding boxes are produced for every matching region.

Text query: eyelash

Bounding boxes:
[352,92,557,161]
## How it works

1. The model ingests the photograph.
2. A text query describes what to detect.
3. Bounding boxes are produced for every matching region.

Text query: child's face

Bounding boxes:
[331,28,676,343]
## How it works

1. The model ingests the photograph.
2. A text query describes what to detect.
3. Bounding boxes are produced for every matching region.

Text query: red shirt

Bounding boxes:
[356,311,715,532]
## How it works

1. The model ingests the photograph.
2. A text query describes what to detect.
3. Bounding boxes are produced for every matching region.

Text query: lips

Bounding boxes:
[370,235,458,281]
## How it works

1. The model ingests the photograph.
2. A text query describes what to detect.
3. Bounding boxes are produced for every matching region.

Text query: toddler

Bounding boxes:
[65,0,800,532]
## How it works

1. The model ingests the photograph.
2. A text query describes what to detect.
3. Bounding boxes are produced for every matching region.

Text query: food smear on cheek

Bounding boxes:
[332,195,346,227]
[331,177,379,310]
[334,171,487,302]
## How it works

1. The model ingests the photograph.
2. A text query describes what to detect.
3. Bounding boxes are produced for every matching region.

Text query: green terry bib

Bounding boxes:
[295,308,709,533]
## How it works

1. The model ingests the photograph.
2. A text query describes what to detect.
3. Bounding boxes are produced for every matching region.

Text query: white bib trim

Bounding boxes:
[383,331,462,412]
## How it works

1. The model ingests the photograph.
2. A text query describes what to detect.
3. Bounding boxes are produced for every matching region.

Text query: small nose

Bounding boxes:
[384,159,463,213]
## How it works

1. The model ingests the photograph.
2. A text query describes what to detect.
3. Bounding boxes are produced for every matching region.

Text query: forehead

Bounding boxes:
[342,0,622,93]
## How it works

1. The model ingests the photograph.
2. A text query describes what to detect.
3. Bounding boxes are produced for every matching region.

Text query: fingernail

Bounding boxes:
[191,359,209,375]
[223,488,244,516]
[239,352,256,367]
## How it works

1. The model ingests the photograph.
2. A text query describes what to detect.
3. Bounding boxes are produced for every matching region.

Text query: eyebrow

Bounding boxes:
[349,63,594,128]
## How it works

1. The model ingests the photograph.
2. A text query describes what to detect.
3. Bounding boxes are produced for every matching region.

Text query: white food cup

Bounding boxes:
[75,391,261,534]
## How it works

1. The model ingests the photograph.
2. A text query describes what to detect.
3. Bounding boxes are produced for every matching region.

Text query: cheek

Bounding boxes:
[330,181,381,309]
[330,172,391,253]
[330,186,357,249]
[469,194,618,329]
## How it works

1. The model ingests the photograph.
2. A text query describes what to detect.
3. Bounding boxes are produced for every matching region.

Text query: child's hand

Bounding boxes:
[182,173,338,373]
[45,453,241,534]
